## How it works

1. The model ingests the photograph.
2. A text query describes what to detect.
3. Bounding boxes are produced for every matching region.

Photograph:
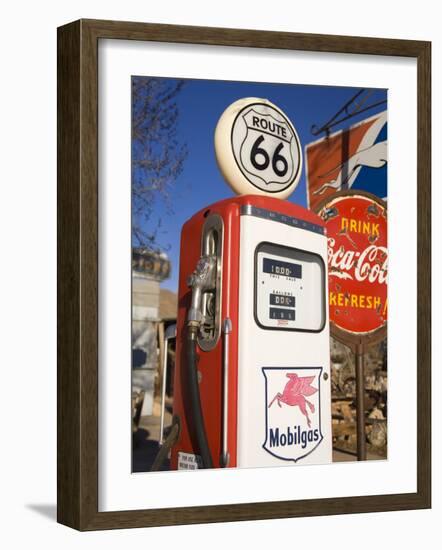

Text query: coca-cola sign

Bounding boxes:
[317,192,387,337]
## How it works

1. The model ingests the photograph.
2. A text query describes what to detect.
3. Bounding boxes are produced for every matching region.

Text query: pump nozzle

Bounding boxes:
[187,255,216,327]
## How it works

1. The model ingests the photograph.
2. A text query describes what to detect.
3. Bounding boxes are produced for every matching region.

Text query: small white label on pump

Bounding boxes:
[177,452,202,470]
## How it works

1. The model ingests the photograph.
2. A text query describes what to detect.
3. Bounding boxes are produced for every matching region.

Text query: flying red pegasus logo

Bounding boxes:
[268,373,318,428]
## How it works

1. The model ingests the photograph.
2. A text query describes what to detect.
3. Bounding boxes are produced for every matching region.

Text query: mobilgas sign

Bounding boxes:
[317,192,388,337]
[215,98,302,199]
[263,367,324,462]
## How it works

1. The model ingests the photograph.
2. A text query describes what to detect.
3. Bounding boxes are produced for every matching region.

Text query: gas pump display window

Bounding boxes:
[255,242,325,331]
[263,258,302,279]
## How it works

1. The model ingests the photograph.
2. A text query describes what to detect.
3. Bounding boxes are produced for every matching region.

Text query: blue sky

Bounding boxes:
[133,78,387,292]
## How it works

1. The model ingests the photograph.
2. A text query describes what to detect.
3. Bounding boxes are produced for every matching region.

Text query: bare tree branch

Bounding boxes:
[132,77,188,250]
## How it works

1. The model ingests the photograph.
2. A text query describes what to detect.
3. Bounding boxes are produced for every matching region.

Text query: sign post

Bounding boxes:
[316,191,387,460]
[355,343,366,460]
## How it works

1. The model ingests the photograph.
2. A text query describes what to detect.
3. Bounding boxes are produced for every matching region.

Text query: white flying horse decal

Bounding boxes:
[314,111,388,196]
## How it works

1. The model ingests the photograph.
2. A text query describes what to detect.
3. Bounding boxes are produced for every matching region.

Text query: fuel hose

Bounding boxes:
[150,330,213,471]
[187,326,213,468]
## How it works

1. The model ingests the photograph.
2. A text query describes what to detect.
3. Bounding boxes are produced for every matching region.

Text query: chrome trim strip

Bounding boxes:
[220,318,232,468]
[240,204,325,235]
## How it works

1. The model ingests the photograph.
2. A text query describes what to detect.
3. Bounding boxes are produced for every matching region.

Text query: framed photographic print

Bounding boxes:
[57,19,431,530]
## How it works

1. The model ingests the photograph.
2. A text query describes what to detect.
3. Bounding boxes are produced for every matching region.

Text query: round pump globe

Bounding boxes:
[214,97,302,199]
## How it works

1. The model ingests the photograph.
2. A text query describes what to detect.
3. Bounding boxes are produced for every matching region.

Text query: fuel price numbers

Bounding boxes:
[263,258,302,279]
[269,294,295,307]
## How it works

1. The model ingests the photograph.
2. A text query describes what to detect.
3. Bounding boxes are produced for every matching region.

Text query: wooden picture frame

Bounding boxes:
[57,19,431,530]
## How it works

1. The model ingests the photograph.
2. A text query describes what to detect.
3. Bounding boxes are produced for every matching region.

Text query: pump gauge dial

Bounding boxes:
[255,242,325,332]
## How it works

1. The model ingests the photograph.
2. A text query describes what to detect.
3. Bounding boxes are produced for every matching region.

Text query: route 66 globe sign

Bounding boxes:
[214,98,302,198]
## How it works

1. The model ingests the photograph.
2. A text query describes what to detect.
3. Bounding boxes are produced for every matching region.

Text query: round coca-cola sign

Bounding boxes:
[317,192,387,338]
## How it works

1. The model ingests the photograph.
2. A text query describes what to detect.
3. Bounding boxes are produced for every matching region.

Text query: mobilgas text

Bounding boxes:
[269,425,320,450]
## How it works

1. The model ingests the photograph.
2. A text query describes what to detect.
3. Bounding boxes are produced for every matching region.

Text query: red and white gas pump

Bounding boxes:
[163,98,332,470]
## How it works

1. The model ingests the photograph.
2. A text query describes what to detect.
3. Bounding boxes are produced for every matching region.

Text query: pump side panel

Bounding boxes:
[237,213,332,468]
[170,202,240,469]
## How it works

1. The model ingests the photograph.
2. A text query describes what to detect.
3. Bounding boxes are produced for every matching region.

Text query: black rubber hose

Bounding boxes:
[187,330,213,468]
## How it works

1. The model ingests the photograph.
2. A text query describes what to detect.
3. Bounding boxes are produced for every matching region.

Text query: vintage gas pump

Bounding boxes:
[167,98,332,470]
